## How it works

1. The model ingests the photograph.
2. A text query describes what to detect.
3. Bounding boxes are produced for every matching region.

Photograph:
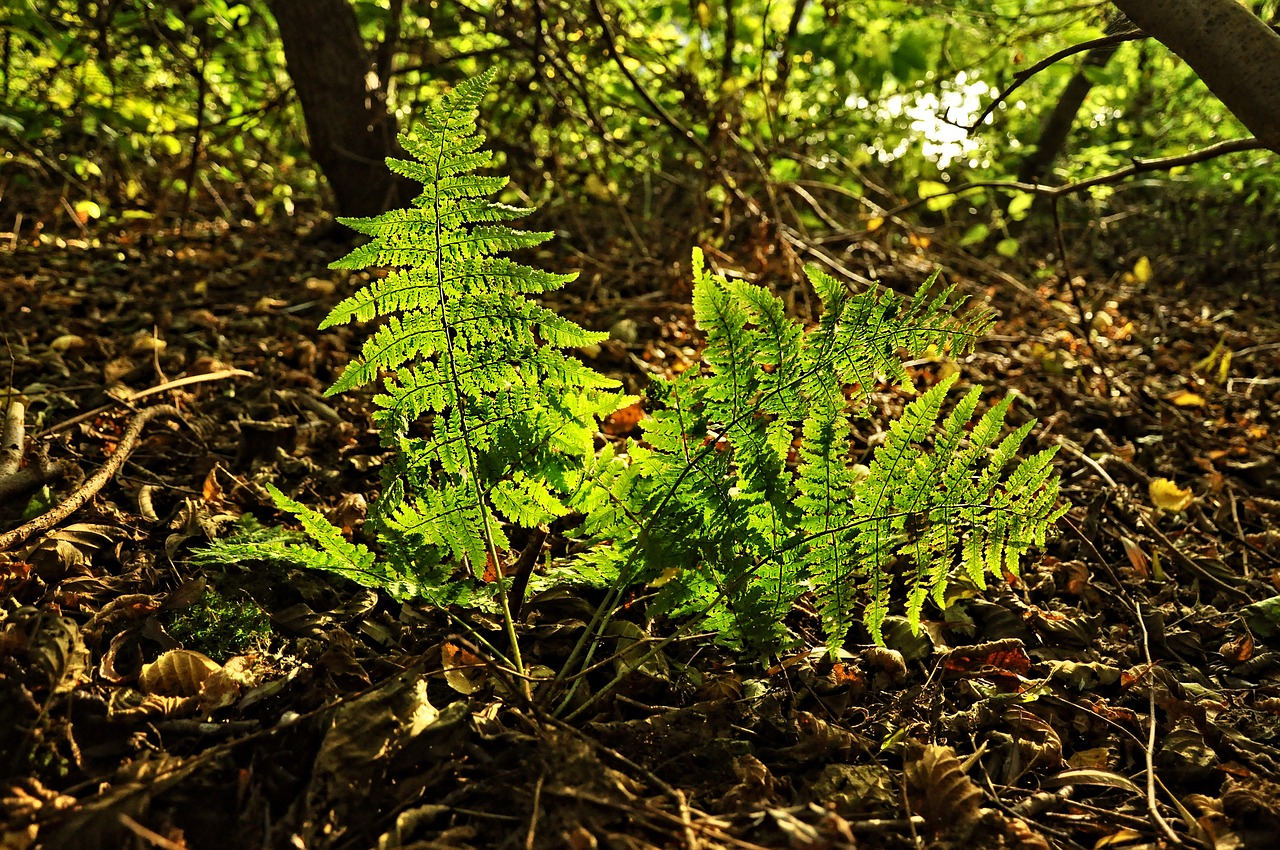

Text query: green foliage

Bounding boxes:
[577,249,1065,651]
[259,69,628,612]
[225,70,1063,656]
[9,0,1276,259]
[165,585,273,664]
[1,0,306,223]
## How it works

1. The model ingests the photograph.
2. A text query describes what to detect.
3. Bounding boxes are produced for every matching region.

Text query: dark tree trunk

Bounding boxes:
[269,0,415,218]
[1110,0,1280,152]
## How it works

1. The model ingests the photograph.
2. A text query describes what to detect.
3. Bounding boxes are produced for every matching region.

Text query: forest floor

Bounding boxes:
[2,217,1280,850]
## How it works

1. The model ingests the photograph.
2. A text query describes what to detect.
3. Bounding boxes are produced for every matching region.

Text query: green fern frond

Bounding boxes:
[217,69,629,627]
[253,483,422,601]
[204,69,1065,668]
[617,252,1062,652]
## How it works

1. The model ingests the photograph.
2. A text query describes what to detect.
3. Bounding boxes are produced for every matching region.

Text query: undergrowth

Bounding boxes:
[202,69,1065,670]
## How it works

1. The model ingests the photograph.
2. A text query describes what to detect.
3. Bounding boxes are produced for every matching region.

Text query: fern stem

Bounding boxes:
[427,94,529,695]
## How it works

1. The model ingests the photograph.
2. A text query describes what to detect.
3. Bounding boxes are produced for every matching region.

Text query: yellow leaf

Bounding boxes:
[584,174,613,201]
[1131,256,1152,283]
[1149,478,1193,512]
[1095,828,1145,848]
[1166,389,1205,407]
[866,216,884,233]
[74,199,101,222]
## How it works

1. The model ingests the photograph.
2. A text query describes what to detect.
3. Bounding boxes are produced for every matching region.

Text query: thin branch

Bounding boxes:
[393,45,510,77]
[37,368,254,438]
[0,405,184,551]
[881,137,1269,218]
[589,0,710,159]
[722,0,737,81]
[965,30,1147,131]
[375,0,403,88]
[1133,602,1185,846]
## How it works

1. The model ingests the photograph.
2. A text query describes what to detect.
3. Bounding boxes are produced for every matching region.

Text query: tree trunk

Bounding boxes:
[268,0,415,218]
[1110,0,1280,152]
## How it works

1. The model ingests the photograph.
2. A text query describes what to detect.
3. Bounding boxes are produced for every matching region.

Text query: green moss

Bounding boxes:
[166,585,273,663]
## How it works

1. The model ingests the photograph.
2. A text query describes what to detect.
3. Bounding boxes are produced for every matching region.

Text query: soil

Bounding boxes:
[2,216,1279,850]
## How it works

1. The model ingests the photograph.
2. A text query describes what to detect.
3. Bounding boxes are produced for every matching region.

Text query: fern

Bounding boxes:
[582,250,1066,651]
[220,70,628,639]
[208,70,1065,664]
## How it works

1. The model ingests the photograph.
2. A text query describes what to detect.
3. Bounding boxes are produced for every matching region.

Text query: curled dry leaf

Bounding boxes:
[440,641,486,695]
[904,742,984,832]
[49,334,87,354]
[200,655,262,715]
[1120,535,1149,576]
[1220,632,1254,664]
[1004,707,1064,771]
[108,690,200,720]
[860,646,908,684]
[139,649,220,697]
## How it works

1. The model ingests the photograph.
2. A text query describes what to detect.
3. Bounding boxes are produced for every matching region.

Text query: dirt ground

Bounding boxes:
[2,217,1280,849]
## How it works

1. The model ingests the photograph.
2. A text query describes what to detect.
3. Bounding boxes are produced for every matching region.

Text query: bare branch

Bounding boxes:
[589,0,710,159]
[965,30,1146,132]
[0,405,185,551]
[881,137,1269,218]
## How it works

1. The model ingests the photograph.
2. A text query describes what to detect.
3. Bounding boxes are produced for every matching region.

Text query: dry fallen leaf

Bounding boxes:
[1166,389,1206,407]
[1149,477,1193,512]
[139,649,220,697]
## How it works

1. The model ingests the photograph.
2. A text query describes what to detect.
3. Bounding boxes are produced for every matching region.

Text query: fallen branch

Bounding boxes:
[0,404,184,551]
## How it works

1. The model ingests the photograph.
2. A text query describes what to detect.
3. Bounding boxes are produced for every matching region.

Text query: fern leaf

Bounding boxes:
[285,68,627,615]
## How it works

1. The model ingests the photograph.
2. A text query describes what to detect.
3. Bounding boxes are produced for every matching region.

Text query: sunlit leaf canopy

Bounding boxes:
[3,0,1276,252]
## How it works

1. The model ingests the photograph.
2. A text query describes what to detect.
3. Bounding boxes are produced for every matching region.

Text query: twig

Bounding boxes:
[0,405,183,551]
[1054,436,1118,487]
[883,138,1268,219]
[37,369,254,437]
[1050,195,1101,358]
[589,0,711,159]
[119,814,187,850]
[965,31,1146,131]
[1129,512,1249,598]
[525,769,545,850]
[1132,601,1184,846]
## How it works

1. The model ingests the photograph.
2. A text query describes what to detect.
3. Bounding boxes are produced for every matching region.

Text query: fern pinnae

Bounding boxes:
[213,71,1066,682]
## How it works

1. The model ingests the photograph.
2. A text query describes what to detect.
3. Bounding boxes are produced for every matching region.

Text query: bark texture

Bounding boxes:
[1111,0,1280,152]
[269,0,415,217]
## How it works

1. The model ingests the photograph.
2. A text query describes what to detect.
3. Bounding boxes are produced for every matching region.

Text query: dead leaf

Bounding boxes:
[138,649,220,697]
[1150,477,1193,512]
[905,742,984,832]
[1219,632,1254,664]
[1166,389,1206,407]
[1121,536,1149,576]
[603,401,646,436]
[440,641,486,695]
